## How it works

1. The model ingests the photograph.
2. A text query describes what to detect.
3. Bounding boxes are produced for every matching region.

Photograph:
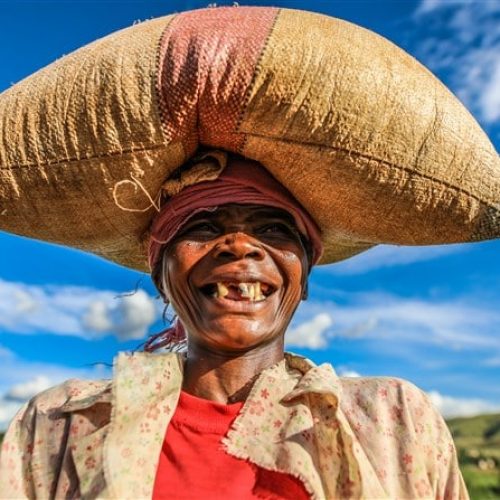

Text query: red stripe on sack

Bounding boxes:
[156,7,278,155]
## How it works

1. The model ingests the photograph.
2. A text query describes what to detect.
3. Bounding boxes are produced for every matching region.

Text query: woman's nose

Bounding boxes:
[213,232,265,261]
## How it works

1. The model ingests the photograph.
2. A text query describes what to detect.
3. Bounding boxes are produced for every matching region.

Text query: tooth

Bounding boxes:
[248,284,255,301]
[217,283,229,298]
[255,282,264,301]
[239,283,250,297]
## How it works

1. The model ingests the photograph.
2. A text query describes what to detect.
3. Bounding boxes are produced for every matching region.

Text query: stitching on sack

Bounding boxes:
[0,143,167,170]
[243,131,498,211]
[235,8,281,155]
[154,14,180,147]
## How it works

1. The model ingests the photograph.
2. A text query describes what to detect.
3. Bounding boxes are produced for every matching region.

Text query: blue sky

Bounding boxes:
[0,0,499,429]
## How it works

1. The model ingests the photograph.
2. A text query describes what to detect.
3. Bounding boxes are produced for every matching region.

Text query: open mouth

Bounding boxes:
[200,281,276,302]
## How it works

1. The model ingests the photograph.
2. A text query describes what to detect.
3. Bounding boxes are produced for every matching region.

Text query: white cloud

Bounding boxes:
[12,288,38,314]
[413,0,500,125]
[0,400,24,430]
[479,58,500,123]
[484,356,500,367]
[5,375,53,401]
[294,290,500,351]
[415,0,474,16]
[0,279,160,341]
[114,291,158,340]
[339,317,379,338]
[0,345,15,359]
[326,244,466,275]
[286,313,333,349]
[429,390,500,418]
[83,301,114,332]
[83,290,158,340]
[335,293,500,349]
[338,369,361,378]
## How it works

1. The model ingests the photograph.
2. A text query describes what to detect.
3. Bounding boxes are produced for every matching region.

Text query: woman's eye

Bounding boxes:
[259,223,294,235]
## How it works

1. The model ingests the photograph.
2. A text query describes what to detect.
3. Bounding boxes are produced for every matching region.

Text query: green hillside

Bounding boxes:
[446,413,500,499]
[1,415,499,498]
[446,414,500,442]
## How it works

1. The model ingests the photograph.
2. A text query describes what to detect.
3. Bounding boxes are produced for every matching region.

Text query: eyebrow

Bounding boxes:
[212,206,297,224]
[246,209,295,223]
[185,206,302,236]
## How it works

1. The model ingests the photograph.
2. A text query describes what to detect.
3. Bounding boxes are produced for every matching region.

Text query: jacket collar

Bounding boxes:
[102,351,342,499]
[282,352,343,402]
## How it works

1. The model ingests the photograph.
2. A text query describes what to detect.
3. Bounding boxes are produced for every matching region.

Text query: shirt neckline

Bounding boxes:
[170,390,244,433]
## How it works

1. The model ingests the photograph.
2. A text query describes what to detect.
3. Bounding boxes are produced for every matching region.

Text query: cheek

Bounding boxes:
[280,250,307,290]
[162,242,205,303]
[274,251,307,315]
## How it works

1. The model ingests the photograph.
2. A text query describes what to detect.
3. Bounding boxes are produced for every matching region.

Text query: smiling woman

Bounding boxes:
[1,4,498,499]
[0,153,469,500]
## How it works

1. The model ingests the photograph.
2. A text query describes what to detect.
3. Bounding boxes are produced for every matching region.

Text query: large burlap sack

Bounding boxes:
[0,6,498,270]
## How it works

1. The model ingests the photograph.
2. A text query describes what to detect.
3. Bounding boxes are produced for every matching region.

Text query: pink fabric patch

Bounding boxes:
[157,7,279,155]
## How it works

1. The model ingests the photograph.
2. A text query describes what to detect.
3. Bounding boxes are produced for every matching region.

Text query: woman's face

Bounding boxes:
[160,204,309,352]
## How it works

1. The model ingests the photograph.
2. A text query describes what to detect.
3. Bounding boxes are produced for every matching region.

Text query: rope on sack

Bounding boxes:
[112,174,162,213]
[111,150,227,214]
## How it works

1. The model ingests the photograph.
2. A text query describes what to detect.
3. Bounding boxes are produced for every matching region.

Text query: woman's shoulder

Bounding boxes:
[336,375,466,497]
[339,374,434,408]
[337,375,455,467]
[338,375,448,433]
[0,378,113,498]
[339,375,440,415]
[23,377,112,415]
[286,353,447,435]
[5,377,113,441]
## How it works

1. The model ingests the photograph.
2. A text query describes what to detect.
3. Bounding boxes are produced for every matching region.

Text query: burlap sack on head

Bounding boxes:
[0,7,498,271]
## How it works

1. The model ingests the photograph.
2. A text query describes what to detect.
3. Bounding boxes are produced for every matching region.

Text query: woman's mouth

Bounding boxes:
[200,281,275,302]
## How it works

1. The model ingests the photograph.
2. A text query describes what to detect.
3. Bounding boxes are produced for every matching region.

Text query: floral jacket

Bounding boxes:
[0,352,467,499]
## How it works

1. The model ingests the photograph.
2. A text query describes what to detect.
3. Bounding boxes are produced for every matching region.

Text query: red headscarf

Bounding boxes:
[149,156,322,270]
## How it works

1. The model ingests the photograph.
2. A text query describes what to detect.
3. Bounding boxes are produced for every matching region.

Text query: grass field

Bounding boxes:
[447,413,500,499]
[461,465,499,499]
[1,413,499,498]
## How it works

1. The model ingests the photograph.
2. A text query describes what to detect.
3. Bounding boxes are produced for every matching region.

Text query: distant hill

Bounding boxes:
[447,413,500,459]
[447,413,500,439]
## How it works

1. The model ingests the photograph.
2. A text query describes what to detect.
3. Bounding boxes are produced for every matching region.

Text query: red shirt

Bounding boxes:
[153,391,310,499]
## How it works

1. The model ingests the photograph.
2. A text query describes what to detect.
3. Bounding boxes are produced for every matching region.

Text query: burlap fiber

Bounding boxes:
[0,6,498,270]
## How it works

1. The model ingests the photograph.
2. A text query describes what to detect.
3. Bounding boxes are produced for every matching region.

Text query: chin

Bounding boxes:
[195,319,280,352]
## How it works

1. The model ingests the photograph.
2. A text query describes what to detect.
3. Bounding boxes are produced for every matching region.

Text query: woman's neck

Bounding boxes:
[181,339,284,404]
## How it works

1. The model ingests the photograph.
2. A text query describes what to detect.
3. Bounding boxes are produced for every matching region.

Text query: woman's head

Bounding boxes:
[148,152,322,352]
[157,203,309,352]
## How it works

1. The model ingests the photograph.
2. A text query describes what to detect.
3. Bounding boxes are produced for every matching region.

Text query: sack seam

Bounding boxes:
[243,131,498,211]
[0,142,168,170]
[235,7,281,155]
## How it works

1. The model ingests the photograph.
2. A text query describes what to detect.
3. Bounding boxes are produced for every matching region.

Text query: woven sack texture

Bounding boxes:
[0,6,498,270]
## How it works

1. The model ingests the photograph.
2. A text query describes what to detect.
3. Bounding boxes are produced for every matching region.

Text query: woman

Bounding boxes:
[0,152,467,499]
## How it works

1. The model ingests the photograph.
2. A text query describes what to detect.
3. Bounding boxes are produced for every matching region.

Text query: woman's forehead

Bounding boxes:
[191,204,297,224]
